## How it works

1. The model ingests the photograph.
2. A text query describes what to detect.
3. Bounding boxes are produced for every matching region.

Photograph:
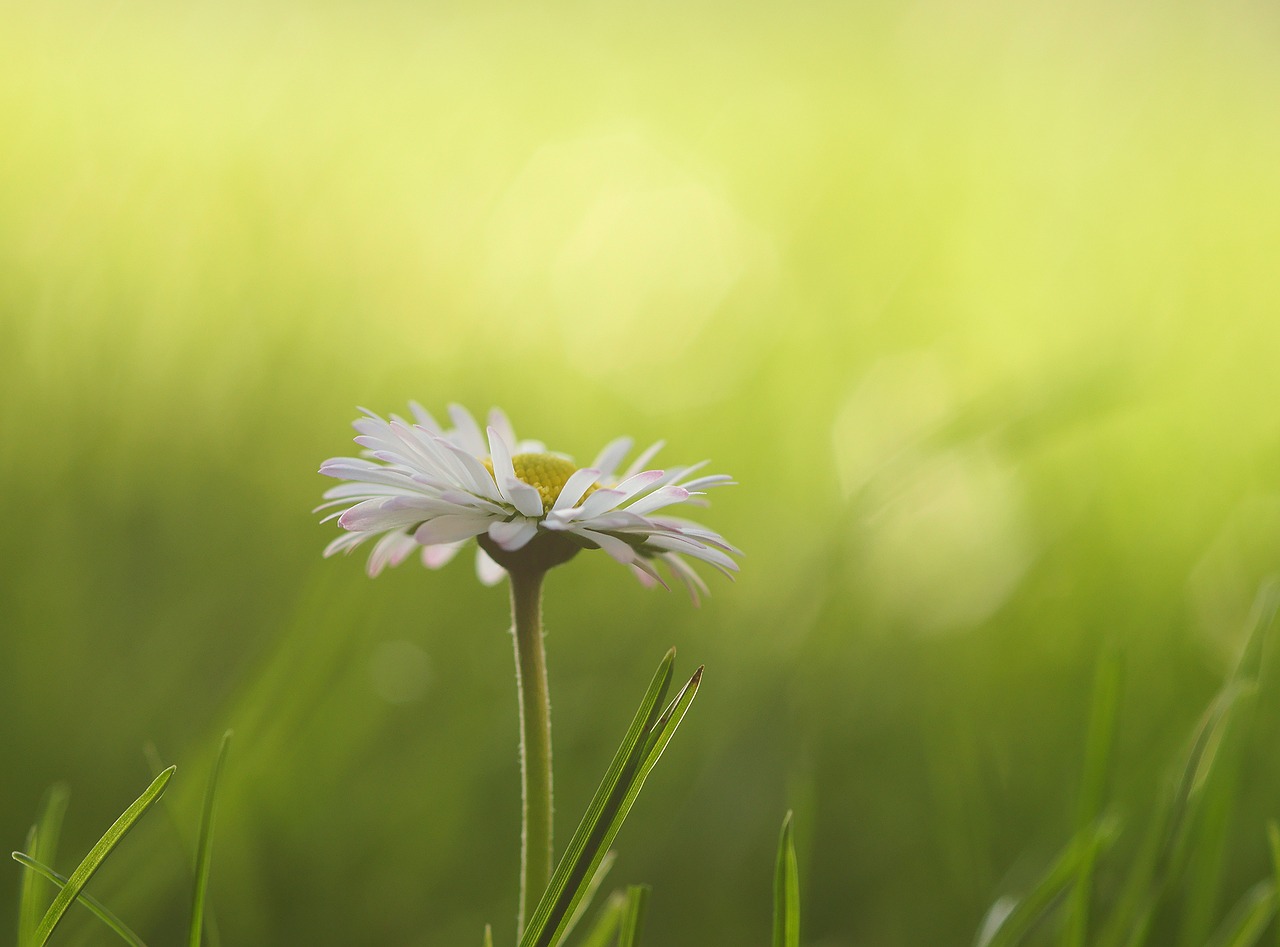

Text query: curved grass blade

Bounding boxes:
[18,785,71,947]
[577,891,626,947]
[1205,880,1277,947]
[773,811,800,947]
[1097,584,1276,947]
[31,765,175,947]
[189,730,232,947]
[978,818,1117,947]
[617,885,650,947]
[11,854,147,947]
[521,652,702,947]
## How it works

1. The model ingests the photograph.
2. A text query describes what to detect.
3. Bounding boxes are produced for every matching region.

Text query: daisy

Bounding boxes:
[317,402,739,601]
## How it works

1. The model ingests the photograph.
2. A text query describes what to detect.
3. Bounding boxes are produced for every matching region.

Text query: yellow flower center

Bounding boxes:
[484,452,596,512]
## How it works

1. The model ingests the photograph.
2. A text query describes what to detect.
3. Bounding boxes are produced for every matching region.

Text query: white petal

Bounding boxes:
[590,436,633,480]
[414,514,492,546]
[488,427,544,516]
[475,548,507,586]
[488,518,539,551]
[409,401,443,433]
[571,527,638,564]
[324,531,369,557]
[551,468,601,512]
[488,407,518,452]
[434,435,504,502]
[447,403,487,456]
[622,440,665,479]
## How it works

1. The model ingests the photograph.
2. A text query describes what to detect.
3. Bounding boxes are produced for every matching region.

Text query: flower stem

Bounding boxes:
[509,566,553,936]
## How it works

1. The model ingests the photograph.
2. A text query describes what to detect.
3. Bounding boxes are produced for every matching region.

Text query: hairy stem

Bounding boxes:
[510,566,553,936]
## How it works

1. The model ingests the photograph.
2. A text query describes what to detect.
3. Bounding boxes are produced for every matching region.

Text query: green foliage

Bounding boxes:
[13,767,173,946]
[519,650,702,947]
[978,585,1280,947]
[11,854,147,947]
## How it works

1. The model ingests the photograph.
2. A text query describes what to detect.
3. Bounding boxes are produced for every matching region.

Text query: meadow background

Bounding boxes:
[3,1,1280,944]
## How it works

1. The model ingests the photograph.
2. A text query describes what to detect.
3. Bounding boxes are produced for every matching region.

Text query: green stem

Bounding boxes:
[510,566,553,936]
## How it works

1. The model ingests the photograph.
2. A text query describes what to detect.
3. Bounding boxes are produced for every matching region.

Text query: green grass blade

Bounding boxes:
[1062,650,1121,947]
[17,824,40,947]
[483,923,494,947]
[773,811,800,947]
[616,885,650,947]
[560,851,616,945]
[189,730,232,947]
[521,656,702,947]
[1204,880,1277,947]
[11,854,147,947]
[517,650,676,947]
[1098,586,1276,947]
[18,785,71,947]
[577,891,626,947]
[979,818,1117,947]
[31,765,176,947]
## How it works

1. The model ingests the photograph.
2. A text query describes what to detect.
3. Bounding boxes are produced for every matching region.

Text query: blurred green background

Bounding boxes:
[3,0,1280,943]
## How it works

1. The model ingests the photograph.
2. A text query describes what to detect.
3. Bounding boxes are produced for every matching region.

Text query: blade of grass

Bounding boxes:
[515,650,674,946]
[11,854,147,947]
[577,891,627,947]
[1098,583,1277,947]
[560,851,616,945]
[17,824,39,947]
[1061,650,1122,947]
[616,885,650,947]
[521,656,702,947]
[17,785,71,947]
[189,730,232,947]
[1204,880,1277,947]
[773,811,800,947]
[979,818,1117,947]
[30,766,175,947]
[483,924,494,947]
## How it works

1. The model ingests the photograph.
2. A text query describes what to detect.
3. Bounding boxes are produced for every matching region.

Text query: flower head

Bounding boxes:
[317,403,739,601]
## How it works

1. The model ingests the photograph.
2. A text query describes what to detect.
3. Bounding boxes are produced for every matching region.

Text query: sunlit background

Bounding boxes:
[4,1,1280,943]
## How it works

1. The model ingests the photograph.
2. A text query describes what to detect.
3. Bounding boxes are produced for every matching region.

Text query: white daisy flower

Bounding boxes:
[317,403,739,601]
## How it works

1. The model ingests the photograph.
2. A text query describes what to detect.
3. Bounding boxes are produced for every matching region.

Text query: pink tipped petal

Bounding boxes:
[590,436,633,479]
[630,563,661,588]
[488,518,538,551]
[623,485,691,516]
[611,469,666,501]
[572,487,629,519]
[422,541,462,569]
[475,548,507,586]
[414,515,492,546]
